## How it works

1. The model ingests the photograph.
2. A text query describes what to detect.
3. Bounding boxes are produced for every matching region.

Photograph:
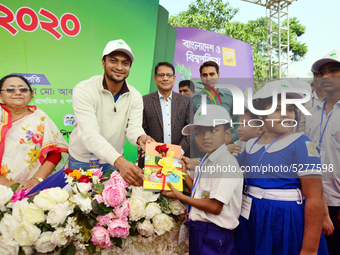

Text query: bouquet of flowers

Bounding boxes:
[0,168,189,255]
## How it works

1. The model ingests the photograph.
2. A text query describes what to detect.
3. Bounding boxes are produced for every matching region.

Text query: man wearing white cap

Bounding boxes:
[307,48,340,255]
[69,39,153,186]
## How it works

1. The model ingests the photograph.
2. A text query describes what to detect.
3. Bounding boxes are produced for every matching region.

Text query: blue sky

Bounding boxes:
[159,0,339,78]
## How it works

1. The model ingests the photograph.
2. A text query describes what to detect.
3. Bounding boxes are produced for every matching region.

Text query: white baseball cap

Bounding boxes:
[102,39,135,62]
[182,105,231,135]
[253,79,304,100]
[311,49,340,73]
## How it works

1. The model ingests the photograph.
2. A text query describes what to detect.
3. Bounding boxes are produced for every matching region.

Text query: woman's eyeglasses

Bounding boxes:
[1,87,30,93]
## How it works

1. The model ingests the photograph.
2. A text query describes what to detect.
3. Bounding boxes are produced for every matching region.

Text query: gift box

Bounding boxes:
[143,142,184,192]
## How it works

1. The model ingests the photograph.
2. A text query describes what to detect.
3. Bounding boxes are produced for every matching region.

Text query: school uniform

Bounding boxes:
[235,133,328,255]
[187,144,243,255]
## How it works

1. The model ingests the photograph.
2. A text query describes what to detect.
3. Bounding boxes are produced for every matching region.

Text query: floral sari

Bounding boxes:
[0,103,68,181]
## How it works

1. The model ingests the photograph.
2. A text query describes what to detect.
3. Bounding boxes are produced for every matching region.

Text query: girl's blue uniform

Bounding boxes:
[236,133,328,255]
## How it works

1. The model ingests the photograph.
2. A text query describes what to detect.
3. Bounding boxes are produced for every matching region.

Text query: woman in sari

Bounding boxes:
[0,74,68,191]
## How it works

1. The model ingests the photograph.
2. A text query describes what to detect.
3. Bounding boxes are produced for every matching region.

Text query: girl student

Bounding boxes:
[235,80,328,255]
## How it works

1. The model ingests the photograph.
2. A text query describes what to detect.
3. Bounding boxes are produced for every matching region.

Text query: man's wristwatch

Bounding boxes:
[35,177,44,183]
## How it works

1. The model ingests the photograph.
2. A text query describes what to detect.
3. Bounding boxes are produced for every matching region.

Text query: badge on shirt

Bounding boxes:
[305,141,319,157]
[201,190,210,199]
[334,131,340,143]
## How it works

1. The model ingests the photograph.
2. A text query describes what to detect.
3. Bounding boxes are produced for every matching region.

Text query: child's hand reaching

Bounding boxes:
[162,182,183,200]
[227,144,242,156]
[179,156,190,172]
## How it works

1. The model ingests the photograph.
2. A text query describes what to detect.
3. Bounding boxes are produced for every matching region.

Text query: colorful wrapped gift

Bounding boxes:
[143,142,185,192]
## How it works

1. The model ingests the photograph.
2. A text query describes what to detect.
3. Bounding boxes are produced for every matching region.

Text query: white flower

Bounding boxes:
[130,186,159,202]
[41,187,69,203]
[0,213,20,239]
[0,185,13,207]
[70,193,92,213]
[13,222,41,246]
[33,193,57,211]
[152,213,174,235]
[172,199,186,215]
[51,228,68,246]
[35,231,57,253]
[144,203,162,219]
[47,201,72,227]
[23,204,45,224]
[0,237,19,255]
[128,197,146,221]
[64,217,81,236]
[75,241,88,250]
[137,219,154,236]
[12,198,29,222]
[22,246,34,255]
[92,175,100,184]
[72,182,92,194]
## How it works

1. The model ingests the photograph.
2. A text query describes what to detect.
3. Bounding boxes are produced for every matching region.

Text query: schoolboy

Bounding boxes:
[163,104,243,255]
[307,48,340,255]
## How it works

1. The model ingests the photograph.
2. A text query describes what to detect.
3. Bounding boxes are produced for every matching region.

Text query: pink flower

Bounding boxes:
[11,190,26,203]
[91,226,112,249]
[97,212,114,226]
[102,185,126,208]
[94,194,104,204]
[19,138,25,144]
[109,172,130,188]
[108,219,131,238]
[31,133,43,145]
[114,200,130,220]
[93,168,103,178]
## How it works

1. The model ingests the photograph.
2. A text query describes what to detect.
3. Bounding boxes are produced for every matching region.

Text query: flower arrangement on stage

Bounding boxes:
[0,168,188,255]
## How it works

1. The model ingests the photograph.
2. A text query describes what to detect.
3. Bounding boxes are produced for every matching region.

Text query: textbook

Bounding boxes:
[143,142,184,192]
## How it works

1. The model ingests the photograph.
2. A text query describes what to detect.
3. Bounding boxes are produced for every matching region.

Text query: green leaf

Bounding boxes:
[27,190,40,203]
[111,237,123,249]
[9,183,20,193]
[86,242,96,254]
[61,243,76,255]
[92,183,104,193]
[82,220,92,242]
[91,200,106,215]
[18,248,25,255]
[129,227,139,236]
[101,169,114,180]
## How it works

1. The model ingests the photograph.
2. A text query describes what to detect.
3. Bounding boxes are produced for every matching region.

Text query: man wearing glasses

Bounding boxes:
[142,62,190,156]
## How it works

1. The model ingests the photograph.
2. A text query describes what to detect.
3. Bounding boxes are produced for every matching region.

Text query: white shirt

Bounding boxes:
[305,90,324,110]
[306,98,340,206]
[158,91,172,144]
[189,144,243,229]
[69,75,145,165]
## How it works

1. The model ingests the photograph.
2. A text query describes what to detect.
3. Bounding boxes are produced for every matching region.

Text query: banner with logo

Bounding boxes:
[173,27,254,92]
[0,0,165,162]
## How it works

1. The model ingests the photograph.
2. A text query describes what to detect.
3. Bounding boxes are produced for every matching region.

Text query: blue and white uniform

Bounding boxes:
[235,132,328,255]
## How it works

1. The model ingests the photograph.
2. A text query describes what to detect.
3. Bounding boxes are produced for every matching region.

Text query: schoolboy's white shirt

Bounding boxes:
[189,144,243,229]
[306,98,340,206]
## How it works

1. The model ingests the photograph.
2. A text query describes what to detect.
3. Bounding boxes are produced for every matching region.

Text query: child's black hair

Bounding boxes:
[253,95,298,122]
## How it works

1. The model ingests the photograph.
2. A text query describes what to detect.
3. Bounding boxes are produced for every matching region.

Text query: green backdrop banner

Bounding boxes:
[0,1,176,163]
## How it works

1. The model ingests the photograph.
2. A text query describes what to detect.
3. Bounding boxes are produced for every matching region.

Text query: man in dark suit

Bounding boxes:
[142,62,190,156]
